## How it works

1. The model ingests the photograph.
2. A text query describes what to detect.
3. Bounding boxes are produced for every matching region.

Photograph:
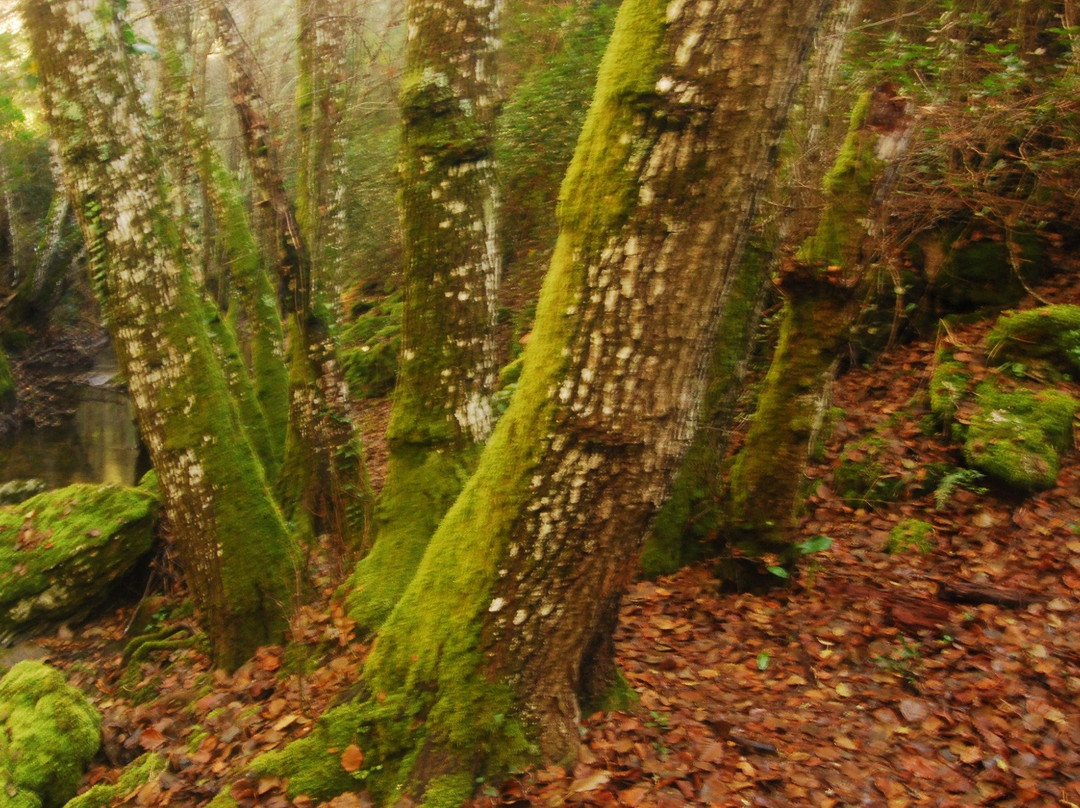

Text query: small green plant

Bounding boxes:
[767,534,833,579]
[933,468,987,509]
[756,652,771,671]
[872,637,923,687]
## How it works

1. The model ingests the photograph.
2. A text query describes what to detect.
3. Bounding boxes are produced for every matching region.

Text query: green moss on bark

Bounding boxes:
[0,349,14,413]
[642,240,769,577]
[344,444,480,632]
[0,661,100,808]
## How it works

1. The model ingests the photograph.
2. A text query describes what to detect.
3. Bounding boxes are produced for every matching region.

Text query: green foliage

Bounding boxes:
[933,468,986,510]
[886,519,934,554]
[0,661,101,808]
[340,295,402,399]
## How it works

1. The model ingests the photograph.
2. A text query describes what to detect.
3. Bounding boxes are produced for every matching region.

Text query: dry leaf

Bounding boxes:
[340,744,365,773]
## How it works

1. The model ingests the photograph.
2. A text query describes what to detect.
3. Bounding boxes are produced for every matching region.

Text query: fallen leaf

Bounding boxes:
[340,744,365,773]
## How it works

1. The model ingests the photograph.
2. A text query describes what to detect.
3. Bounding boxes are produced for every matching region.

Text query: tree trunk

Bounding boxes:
[254,0,832,803]
[149,0,289,478]
[343,0,502,630]
[210,3,374,554]
[23,0,297,670]
[727,87,914,573]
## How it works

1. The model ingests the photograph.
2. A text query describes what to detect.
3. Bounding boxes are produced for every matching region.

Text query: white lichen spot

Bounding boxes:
[488,597,506,613]
[512,609,527,626]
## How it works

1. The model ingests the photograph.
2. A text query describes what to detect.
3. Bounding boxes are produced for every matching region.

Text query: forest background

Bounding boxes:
[0,0,1078,807]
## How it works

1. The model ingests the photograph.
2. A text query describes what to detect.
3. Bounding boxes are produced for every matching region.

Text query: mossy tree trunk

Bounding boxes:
[640,239,771,577]
[726,87,913,574]
[22,0,296,669]
[296,0,354,296]
[210,3,373,554]
[344,0,502,630]
[148,0,290,475]
[256,0,832,804]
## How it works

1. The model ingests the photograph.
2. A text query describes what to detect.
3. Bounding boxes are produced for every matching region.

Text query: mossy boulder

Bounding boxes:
[929,347,972,423]
[0,484,159,643]
[0,482,47,508]
[986,304,1080,377]
[928,229,1045,312]
[340,296,402,399]
[887,519,934,554]
[964,382,1078,491]
[0,661,101,808]
[0,349,14,414]
[62,752,165,808]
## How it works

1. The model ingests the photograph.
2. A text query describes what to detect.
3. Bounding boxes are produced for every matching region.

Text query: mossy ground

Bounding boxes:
[62,753,165,808]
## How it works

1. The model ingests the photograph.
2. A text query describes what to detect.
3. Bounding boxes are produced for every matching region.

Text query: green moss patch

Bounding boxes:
[931,230,1045,312]
[987,304,1080,377]
[0,661,101,808]
[929,346,972,423]
[887,519,935,554]
[963,382,1078,491]
[0,484,158,642]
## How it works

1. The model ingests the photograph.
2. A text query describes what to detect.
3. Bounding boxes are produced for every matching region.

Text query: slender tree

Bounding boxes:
[255,0,833,804]
[210,3,373,552]
[727,85,915,571]
[344,0,502,629]
[22,0,296,669]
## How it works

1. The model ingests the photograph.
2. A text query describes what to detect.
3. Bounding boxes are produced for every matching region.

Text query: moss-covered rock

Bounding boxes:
[0,661,101,808]
[62,752,165,808]
[887,519,934,554]
[0,484,158,642]
[0,482,47,508]
[927,229,1045,313]
[986,304,1080,377]
[963,382,1078,491]
[340,296,402,399]
[929,346,972,423]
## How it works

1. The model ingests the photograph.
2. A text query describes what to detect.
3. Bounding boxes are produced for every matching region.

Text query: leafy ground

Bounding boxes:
[14,272,1080,808]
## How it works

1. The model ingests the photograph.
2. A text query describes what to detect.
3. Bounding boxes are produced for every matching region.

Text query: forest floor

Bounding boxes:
[17,270,1080,808]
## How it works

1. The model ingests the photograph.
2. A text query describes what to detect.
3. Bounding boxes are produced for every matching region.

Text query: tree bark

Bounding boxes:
[149,0,289,479]
[23,0,297,669]
[254,0,832,803]
[727,87,915,572]
[344,0,502,630]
